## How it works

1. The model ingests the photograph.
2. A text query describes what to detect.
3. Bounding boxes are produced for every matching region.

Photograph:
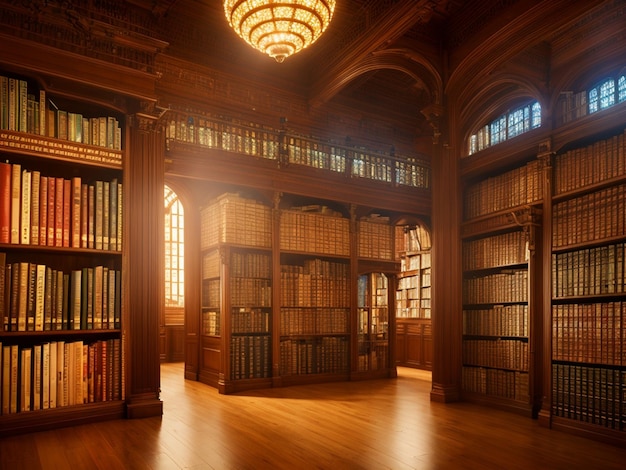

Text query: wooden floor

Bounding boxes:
[1,364,624,469]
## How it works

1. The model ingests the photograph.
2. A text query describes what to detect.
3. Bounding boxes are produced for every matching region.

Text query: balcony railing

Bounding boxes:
[166,113,431,190]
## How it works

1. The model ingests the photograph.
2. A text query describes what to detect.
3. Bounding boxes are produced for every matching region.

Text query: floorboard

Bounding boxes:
[1,365,624,469]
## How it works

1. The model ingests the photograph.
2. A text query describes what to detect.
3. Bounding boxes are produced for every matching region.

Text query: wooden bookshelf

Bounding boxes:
[0,70,126,435]
[461,162,543,416]
[549,129,626,439]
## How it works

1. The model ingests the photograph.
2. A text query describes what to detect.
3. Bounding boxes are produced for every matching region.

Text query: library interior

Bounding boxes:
[0,0,625,468]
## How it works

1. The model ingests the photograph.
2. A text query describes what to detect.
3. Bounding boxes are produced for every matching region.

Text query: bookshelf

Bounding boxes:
[549,129,626,437]
[279,204,351,384]
[0,71,125,435]
[357,272,390,373]
[395,224,432,370]
[199,193,272,393]
[460,161,543,415]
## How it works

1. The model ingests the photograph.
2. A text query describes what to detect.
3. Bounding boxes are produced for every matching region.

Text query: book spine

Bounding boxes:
[62,178,71,247]
[10,163,20,244]
[0,162,10,243]
[54,177,63,247]
[20,170,31,244]
[30,170,40,245]
[71,177,81,248]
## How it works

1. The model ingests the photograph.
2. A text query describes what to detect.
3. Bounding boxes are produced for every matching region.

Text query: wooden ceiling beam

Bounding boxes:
[308,0,446,107]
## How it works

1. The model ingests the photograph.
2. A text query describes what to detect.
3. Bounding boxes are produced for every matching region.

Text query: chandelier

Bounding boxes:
[223,0,336,63]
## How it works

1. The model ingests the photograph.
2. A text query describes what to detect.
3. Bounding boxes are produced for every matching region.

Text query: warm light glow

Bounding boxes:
[224,0,336,63]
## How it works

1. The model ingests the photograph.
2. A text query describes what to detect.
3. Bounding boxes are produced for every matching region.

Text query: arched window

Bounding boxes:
[164,185,184,308]
[468,101,541,156]
[589,78,616,114]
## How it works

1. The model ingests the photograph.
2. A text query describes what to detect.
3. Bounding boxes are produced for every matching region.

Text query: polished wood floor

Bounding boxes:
[1,363,624,469]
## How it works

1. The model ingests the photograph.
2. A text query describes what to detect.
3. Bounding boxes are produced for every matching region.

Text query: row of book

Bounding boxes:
[462,366,530,402]
[357,341,389,372]
[462,230,528,271]
[463,269,529,305]
[202,251,220,279]
[552,183,625,248]
[201,310,220,336]
[552,302,624,366]
[279,336,349,376]
[230,251,271,278]
[167,116,280,160]
[280,208,350,256]
[0,161,122,251]
[553,129,626,195]
[201,278,220,310]
[552,363,626,430]
[280,270,350,307]
[396,224,432,254]
[463,339,529,371]
[231,308,270,334]
[0,339,122,415]
[1,260,121,332]
[230,335,271,380]
[551,242,625,298]
[200,193,272,250]
[279,307,349,336]
[0,75,122,150]
[462,304,529,338]
[463,160,543,220]
[357,218,393,260]
[229,278,271,307]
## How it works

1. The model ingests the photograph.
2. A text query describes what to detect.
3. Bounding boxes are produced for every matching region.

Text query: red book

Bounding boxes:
[63,178,71,247]
[0,161,11,243]
[71,177,81,248]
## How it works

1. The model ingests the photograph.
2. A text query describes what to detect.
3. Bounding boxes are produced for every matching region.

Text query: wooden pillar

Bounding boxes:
[125,109,165,418]
[537,142,554,426]
[428,109,462,403]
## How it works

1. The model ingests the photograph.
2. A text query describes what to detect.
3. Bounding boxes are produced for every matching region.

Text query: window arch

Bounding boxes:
[468,100,541,156]
[164,185,185,308]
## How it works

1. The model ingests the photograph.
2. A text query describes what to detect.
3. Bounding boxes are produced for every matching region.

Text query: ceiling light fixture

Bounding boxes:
[223,0,336,63]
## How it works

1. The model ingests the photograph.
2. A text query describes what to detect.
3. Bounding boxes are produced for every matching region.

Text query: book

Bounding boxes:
[30,170,40,245]
[0,161,10,243]
[18,80,27,133]
[70,177,81,248]
[0,76,7,130]
[56,341,65,407]
[54,177,63,247]
[26,262,36,331]
[95,181,103,250]
[33,344,41,410]
[38,89,46,136]
[63,178,71,247]
[42,342,50,409]
[20,347,31,412]
[7,78,16,131]
[39,175,48,245]
[70,269,82,330]
[88,184,95,248]
[47,176,55,246]
[102,181,109,250]
[34,264,45,331]
[20,169,31,244]
[10,163,20,244]
[44,267,52,330]
[93,265,103,329]
[80,183,88,248]
[17,262,28,331]
[49,341,57,409]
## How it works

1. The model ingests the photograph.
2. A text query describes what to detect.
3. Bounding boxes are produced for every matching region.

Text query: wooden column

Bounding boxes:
[429,112,462,403]
[537,142,554,426]
[125,109,165,418]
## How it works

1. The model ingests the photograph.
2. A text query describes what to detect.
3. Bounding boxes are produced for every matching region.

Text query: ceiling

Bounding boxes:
[126,0,467,128]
